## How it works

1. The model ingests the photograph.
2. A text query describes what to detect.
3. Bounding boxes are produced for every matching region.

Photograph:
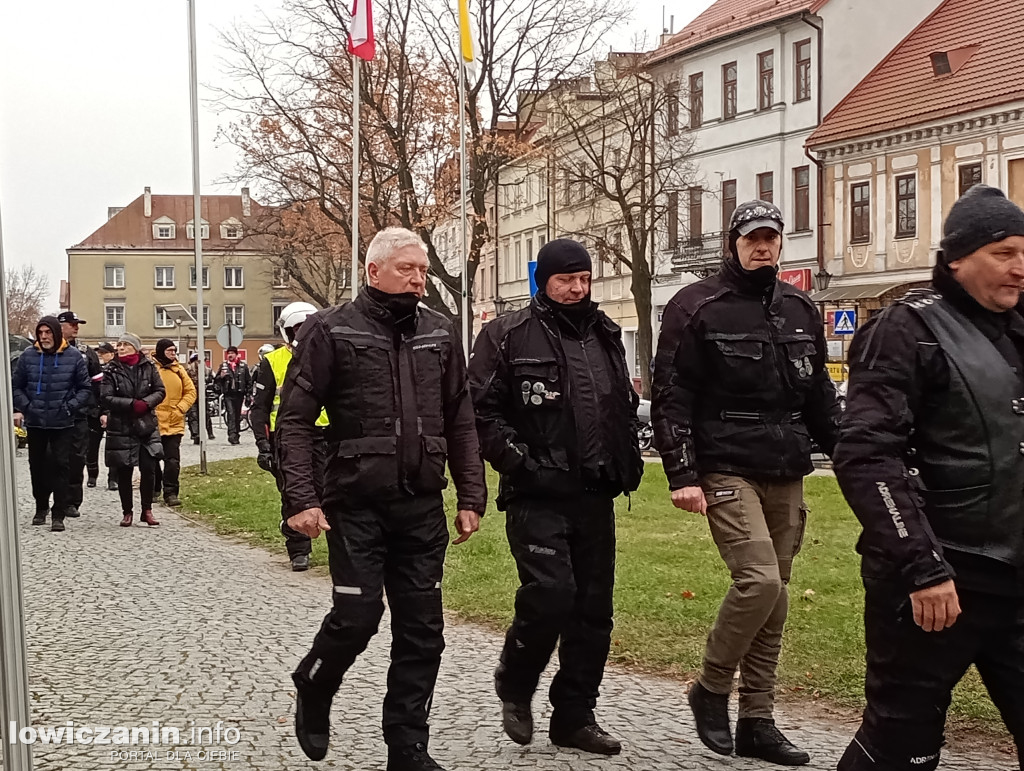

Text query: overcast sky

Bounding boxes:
[0,0,711,309]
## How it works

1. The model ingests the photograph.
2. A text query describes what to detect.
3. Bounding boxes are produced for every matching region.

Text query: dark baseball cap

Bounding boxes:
[729,200,785,237]
[96,342,116,354]
[56,311,87,325]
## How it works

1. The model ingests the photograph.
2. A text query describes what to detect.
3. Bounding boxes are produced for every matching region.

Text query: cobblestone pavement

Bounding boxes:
[6,434,1014,770]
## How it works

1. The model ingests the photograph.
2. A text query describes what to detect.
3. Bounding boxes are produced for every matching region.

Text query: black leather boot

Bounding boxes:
[735,718,810,766]
[500,701,533,745]
[294,684,332,761]
[688,681,733,755]
[386,741,445,770]
[549,723,622,755]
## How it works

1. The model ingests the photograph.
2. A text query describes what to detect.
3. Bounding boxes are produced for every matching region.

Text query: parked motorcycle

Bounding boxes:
[637,398,653,452]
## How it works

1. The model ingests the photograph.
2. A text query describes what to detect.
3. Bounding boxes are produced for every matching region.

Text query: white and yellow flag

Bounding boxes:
[458,0,479,79]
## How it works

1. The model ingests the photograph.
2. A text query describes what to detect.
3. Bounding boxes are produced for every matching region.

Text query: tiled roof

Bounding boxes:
[648,0,827,65]
[807,0,1024,147]
[71,193,268,250]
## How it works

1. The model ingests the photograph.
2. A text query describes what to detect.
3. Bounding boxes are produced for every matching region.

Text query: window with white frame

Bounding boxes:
[272,266,290,288]
[154,306,175,328]
[188,305,211,329]
[186,221,210,240]
[104,304,125,336]
[220,220,243,239]
[154,224,175,239]
[272,302,288,328]
[189,265,210,289]
[224,305,245,327]
[224,266,244,288]
[104,265,125,289]
[154,266,175,288]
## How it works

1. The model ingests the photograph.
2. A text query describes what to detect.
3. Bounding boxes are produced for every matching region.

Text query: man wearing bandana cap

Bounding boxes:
[652,200,840,765]
[469,238,643,756]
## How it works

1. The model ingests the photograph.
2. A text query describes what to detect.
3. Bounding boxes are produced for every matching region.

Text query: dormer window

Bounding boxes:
[929,45,980,78]
[186,219,210,240]
[220,217,243,239]
[152,216,176,240]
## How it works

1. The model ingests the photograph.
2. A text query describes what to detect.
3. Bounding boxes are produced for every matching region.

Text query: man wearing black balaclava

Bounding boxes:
[469,238,643,756]
[275,227,486,771]
[834,185,1024,771]
[652,201,840,766]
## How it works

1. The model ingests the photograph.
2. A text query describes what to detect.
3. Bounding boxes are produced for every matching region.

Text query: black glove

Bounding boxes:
[256,440,274,473]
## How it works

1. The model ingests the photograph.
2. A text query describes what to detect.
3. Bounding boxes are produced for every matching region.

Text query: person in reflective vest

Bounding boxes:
[250,301,327,572]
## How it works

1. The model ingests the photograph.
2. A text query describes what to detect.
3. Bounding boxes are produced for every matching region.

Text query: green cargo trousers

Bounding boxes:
[697,473,807,719]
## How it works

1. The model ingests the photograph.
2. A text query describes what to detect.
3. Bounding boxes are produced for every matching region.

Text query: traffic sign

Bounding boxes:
[216,324,245,349]
[833,309,857,335]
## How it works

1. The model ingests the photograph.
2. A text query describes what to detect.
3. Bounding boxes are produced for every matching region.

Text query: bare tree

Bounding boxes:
[215,0,629,335]
[549,53,697,397]
[6,264,50,338]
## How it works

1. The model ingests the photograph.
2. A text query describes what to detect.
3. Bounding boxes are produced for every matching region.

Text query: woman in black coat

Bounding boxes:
[100,333,165,527]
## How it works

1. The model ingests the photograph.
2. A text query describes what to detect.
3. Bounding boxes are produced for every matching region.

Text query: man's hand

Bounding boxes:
[453,510,481,545]
[910,580,961,632]
[287,508,331,539]
[100,415,108,429]
[671,486,707,515]
[12,413,23,428]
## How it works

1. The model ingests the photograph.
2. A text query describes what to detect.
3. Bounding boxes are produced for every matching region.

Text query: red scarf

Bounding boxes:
[120,353,140,366]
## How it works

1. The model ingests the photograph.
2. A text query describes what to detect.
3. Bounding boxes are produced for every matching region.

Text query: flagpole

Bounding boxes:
[458,58,470,361]
[187,0,208,475]
[0,195,33,771]
[351,56,360,302]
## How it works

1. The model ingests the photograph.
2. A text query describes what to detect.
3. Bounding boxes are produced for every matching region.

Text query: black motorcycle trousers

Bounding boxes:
[838,579,1024,770]
[67,416,90,509]
[496,494,616,733]
[292,493,449,747]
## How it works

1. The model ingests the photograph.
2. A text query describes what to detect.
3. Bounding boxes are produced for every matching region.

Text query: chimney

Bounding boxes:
[144,186,152,217]
[107,206,124,220]
[241,187,251,217]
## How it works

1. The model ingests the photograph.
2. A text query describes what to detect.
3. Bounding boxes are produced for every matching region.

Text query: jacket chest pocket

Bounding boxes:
[349,340,395,405]
[781,337,817,388]
[410,342,444,411]
[708,336,767,392]
[511,359,563,409]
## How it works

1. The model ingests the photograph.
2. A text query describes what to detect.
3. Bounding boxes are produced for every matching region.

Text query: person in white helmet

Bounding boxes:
[250,302,327,571]
[249,342,278,407]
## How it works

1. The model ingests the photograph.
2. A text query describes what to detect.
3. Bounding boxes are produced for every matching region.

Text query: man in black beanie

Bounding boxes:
[834,185,1024,770]
[469,238,643,755]
[652,200,840,765]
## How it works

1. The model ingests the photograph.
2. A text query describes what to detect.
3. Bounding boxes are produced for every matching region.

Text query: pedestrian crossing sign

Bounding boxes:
[833,309,857,335]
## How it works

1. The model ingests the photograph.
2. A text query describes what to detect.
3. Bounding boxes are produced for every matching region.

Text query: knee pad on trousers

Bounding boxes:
[838,733,941,771]
[388,589,446,658]
[518,581,576,622]
[322,595,384,643]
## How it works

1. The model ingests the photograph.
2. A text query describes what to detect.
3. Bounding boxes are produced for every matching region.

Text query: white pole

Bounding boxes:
[458,59,470,360]
[351,56,361,302]
[187,0,208,474]
[0,190,34,771]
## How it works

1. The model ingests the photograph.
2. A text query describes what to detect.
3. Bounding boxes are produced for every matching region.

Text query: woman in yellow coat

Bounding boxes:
[153,339,197,507]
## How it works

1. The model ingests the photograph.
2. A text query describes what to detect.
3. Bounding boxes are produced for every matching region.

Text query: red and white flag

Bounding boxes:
[347,0,375,60]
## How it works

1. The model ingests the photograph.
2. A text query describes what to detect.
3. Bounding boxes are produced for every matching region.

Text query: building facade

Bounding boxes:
[806,0,1024,362]
[66,187,295,362]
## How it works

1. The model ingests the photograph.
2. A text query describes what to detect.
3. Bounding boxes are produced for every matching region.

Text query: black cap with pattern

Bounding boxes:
[729,200,785,237]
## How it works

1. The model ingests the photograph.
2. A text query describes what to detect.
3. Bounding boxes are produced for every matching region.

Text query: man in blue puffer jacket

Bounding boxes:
[12,316,91,531]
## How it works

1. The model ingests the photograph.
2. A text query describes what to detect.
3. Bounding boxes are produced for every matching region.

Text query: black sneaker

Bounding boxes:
[500,701,533,745]
[51,519,66,532]
[107,479,119,491]
[291,554,310,572]
[688,680,733,755]
[32,509,48,526]
[549,723,622,755]
[66,506,81,518]
[735,718,810,766]
[164,495,182,508]
[294,684,332,761]
[87,477,97,488]
[386,742,445,771]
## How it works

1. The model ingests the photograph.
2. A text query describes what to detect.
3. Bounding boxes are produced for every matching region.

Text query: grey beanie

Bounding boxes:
[118,332,143,352]
[939,185,1024,264]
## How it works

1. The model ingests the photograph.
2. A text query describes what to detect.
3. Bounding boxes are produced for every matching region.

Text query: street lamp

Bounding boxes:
[493,296,509,317]
[814,267,833,292]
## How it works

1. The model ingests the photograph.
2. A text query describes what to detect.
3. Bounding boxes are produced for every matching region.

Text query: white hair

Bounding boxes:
[365,227,428,269]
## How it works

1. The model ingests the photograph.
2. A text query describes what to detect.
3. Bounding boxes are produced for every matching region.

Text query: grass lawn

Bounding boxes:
[180,459,1003,729]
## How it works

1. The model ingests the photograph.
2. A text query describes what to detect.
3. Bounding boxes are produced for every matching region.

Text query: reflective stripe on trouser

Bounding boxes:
[838,582,1024,771]
[496,494,616,733]
[292,494,448,747]
[698,473,806,719]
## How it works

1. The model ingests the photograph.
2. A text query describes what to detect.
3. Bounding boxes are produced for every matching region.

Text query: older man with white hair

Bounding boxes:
[276,227,487,770]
